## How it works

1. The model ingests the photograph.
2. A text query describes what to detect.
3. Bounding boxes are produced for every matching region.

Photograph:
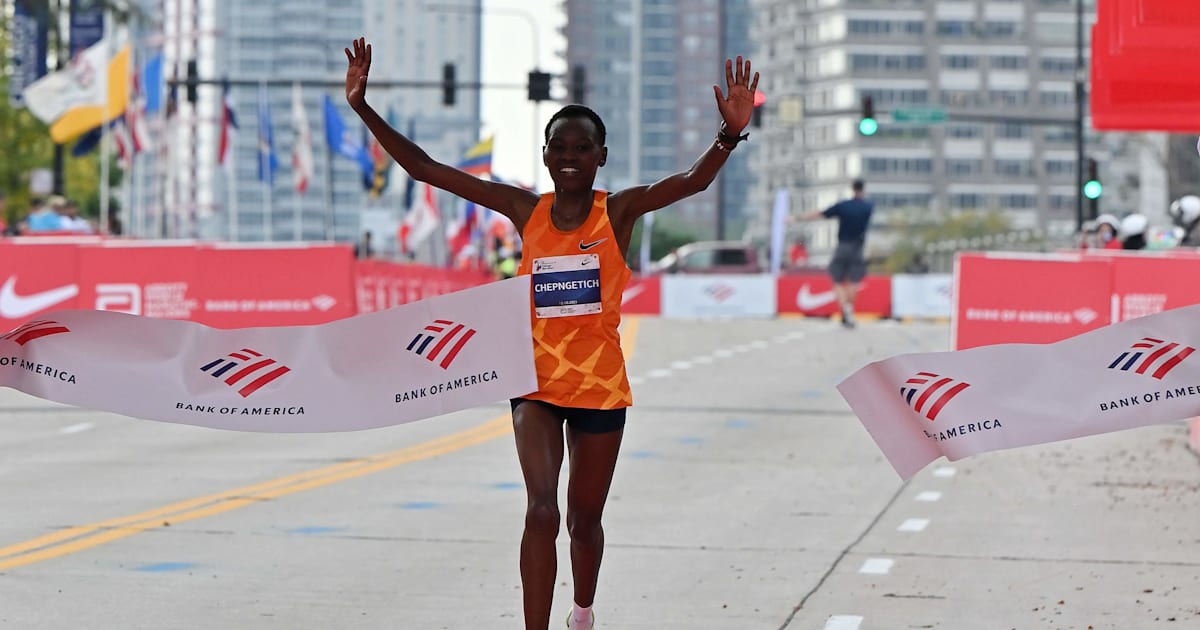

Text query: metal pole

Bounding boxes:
[1074,0,1086,232]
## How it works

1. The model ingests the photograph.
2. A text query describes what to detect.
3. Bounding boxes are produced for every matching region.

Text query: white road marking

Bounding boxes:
[823,615,863,630]
[858,558,894,575]
[692,356,715,364]
[898,518,930,532]
[713,349,734,358]
[628,376,646,386]
[647,369,672,379]
[749,340,768,349]
[933,466,957,478]
[915,491,943,502]
[58,422,94,435]
[670,361,693,370]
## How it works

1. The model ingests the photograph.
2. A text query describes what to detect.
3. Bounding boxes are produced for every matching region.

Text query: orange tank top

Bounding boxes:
[517,190,632,409]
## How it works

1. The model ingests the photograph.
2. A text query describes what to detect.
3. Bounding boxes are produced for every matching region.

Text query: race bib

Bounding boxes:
[531,254,601,318]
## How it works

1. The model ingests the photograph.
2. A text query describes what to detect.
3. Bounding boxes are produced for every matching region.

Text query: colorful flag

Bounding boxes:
[456,136,493,176]
[22,40,131,144]
[217,82,238,174]
[290,82,314,194]
[400,181,440,254]
[256,83,278,184]
[322,93,373,182]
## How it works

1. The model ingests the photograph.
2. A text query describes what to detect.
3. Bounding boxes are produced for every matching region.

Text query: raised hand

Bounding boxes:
[345,37,372,110]
[712,56,760,135]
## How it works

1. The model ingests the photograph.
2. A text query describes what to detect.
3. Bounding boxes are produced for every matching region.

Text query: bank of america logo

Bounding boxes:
[408,319,477,369]
[200,348,291,397]
[705,283,736,303]
[2,320,70,345]
[1107,337,1194,380]
[900,372,971,421]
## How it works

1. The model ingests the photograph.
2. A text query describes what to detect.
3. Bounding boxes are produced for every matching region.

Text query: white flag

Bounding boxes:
[838,304,1200,480]
[400,181,441,253]
[22,40,110,124]
[290,82,314,194]
[768,187,789,275]
[0,277,536,432]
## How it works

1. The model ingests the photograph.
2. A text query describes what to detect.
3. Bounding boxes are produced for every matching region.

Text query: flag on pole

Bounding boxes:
[321,93,373,183]
[400,181,440,254]
[290,82,314,194]
[22,40,131,144]
[218,82,238,174]
[769,187,790,275]
[455,136,494,175]
[142,53,164,114]
[256,83,279,184]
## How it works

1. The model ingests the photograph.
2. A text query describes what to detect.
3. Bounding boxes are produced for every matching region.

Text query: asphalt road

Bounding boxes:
[1,317,1197,629]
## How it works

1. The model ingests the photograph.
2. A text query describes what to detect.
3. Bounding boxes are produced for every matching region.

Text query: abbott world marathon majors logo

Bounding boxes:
[1099,337,1197,412]
[901,371,1002,442]
[0,320,78,384]
[397,318,498,404]
[177,348,302,417]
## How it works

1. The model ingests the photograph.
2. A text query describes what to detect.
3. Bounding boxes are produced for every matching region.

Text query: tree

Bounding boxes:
[0,2,121,225]
[627,213,700,271]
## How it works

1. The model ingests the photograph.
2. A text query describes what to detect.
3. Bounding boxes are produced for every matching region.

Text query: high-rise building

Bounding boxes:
[562,0,760,243]
[128,0,483,249]
[751,0,1152,251]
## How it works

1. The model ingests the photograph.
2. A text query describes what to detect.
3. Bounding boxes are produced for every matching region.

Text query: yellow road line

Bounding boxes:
[0,315,642,570]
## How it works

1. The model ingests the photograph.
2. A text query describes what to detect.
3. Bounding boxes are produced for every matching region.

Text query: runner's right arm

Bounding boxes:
[345,37,538,231]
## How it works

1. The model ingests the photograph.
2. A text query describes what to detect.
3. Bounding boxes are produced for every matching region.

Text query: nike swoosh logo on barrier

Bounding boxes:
[0,277,80,319]
[796,285,837,311]
[579,238,607,251]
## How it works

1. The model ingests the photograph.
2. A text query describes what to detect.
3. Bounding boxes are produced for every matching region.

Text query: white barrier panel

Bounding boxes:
[891,274,953,319]
[0,277,537,432]
[661,274,777,318]
[838,303,1200,480]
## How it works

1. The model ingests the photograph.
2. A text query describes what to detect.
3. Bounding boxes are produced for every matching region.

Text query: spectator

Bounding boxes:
[904,252,931,274]
[787,237,808,267]
[353,230,375,259]
[1093,214,1122,250]
[58,199,93,233]
[26,196,63,231]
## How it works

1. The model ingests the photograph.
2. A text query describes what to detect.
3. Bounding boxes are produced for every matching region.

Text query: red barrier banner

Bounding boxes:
[620,275,661,315]
[953,254,1112,350]
[191,244,356,327]
[776,273,891,316]
[77,242,202,319]
[0,241,84,330]
[1109,254,1200,322]
[355,260,492,314]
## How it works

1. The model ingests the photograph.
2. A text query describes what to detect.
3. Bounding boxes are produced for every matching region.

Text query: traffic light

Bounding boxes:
[571,65,586,104]
[186,59,198,104]
[858,96,877,136]
[441,63,456,106]
[1083,157,1102,216]
[528,70,552,102]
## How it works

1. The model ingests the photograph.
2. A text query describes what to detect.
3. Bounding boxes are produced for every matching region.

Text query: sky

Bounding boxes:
[479,0,566,192]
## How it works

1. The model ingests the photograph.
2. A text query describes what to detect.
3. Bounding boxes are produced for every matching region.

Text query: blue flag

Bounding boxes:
[143,53,164,114]
[322,93,373,181]
[257,83,279,183]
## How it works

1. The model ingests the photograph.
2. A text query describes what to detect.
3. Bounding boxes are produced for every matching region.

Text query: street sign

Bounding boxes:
[892,107,948,124]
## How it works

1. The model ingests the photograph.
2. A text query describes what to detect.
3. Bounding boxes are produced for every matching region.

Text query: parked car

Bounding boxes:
[649,240,763,274]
